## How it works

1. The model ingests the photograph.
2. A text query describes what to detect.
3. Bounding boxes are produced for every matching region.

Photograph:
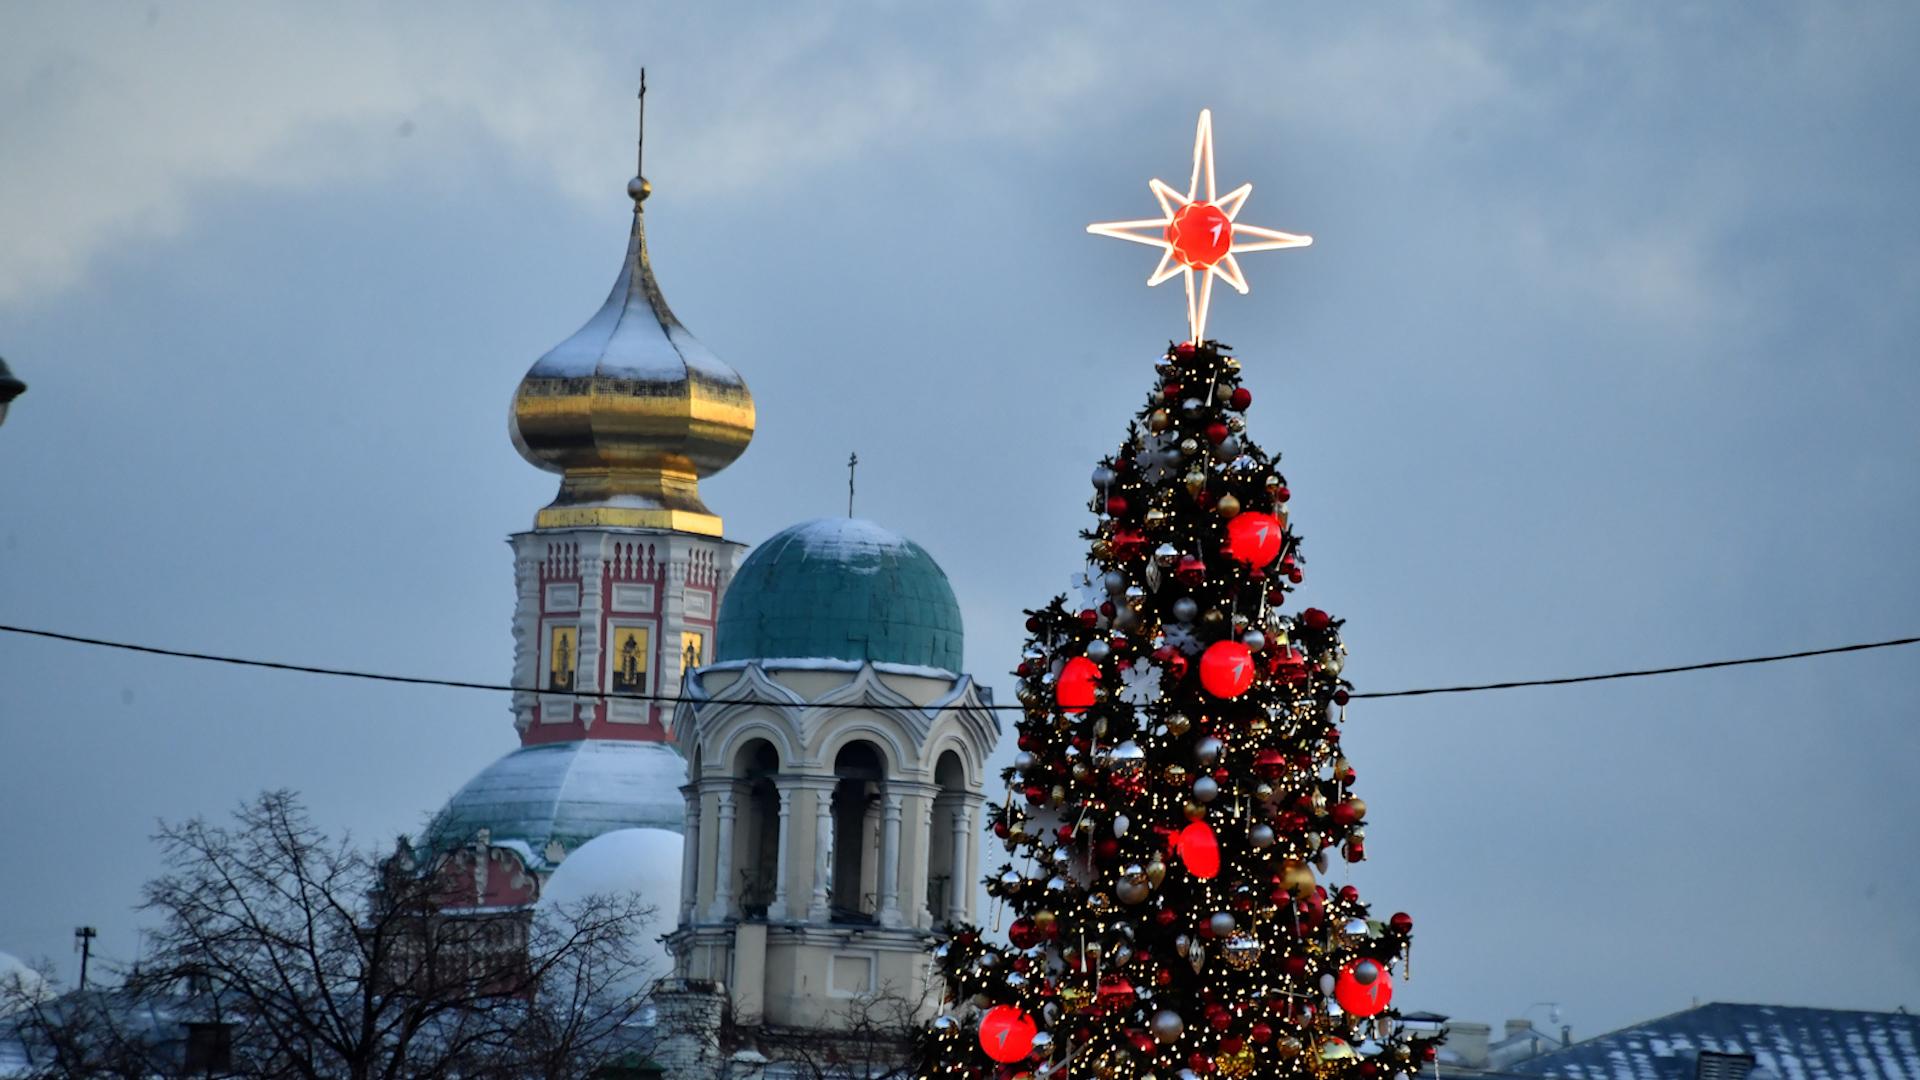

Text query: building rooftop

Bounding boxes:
[423,740,686,871]
[1508,1003,1919,1080]
[716,518,964,674]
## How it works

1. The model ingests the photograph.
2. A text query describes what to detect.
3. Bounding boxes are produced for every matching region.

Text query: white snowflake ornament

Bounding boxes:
[1135,432,1178,484]
[1071,564,1108,612]
[1162,623,1203,656]
[1118,658,1162,706]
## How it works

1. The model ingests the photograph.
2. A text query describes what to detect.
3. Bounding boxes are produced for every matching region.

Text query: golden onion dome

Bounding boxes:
[510,174,754,536]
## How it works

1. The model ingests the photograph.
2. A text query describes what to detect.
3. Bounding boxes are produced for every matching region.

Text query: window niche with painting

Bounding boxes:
[546,625,578,692]
[610,625,651,694]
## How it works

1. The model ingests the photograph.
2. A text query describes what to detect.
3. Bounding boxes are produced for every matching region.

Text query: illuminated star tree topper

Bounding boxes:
[1088,109,1312,344]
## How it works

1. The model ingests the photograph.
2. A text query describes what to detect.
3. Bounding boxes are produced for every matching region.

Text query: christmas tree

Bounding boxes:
[913,113,1441,1080]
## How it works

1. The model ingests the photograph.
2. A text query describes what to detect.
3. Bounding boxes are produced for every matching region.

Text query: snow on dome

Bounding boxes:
[536,827,683,988]
[423,740,687,871]
[717,517,964,672]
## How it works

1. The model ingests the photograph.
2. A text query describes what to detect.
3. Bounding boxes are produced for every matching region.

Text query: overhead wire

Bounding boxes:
[1,623,1913,710]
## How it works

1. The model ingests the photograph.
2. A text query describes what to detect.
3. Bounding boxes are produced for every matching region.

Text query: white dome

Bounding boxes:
[0,951,49,1014]
[536,827,683,988]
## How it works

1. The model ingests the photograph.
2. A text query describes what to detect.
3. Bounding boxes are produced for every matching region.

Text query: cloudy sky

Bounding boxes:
[3,2,1917,1037]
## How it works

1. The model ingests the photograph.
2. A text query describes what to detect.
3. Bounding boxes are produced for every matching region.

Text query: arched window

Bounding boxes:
[734,739,780,920]
[829,741,885,924]
[929,750,970,926]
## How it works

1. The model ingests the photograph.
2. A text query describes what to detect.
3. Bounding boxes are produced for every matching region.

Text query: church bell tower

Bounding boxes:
[423,86,752,894]
[505,97,754,746]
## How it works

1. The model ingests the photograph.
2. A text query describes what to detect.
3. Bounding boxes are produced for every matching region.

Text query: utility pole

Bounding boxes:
[847,452,858,517]
[74,926,97,989]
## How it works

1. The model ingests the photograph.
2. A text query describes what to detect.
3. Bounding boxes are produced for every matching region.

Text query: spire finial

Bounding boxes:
[628,68,651,204]
[848,451,859,517]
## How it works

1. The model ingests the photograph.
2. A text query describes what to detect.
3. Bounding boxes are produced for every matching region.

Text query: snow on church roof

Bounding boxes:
[717,517,964,675]
[1509,1003,1920,1080]
[423,740,686,870]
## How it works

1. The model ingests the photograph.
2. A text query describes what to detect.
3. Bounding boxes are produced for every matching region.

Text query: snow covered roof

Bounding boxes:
[423,740,686,871]
[1509,1003,1920,1080]
[716,518,964,674]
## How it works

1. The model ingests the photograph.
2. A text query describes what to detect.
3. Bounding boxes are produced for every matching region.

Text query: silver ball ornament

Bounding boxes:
[1192,775,1219,803]
[1172,597,1199,623]
[1209,911,1236,937]
[1152,1009,1185,1043]
[1194,736,1223,766]
[1086,640,1112,663]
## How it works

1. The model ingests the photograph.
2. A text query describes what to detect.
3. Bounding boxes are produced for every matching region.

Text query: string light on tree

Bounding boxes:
[1087,109,1313,344]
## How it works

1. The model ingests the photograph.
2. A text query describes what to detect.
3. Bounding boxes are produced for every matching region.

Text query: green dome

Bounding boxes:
[717,518,964,673]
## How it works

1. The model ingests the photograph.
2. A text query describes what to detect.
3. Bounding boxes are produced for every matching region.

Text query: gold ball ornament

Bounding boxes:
[1282,859,1317,899]
[1184,468,1208,494]
[1164,764,1188,785]
[1217,1047,1257,1079]
[1091,539,1112,560]
[1317,1037,1357,1070]
[1166,713,1192,737]
[1150,409,1172,432]
[1033,910,1058,933]
[1216,493,1242,518]
[1144,507,1169,530]
[1183,801,1207,821]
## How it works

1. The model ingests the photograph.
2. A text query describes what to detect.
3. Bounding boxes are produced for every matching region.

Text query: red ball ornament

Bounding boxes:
[1176,820,1221,879]
[1111,528,1148,561]
[1056,656,1099,714]
[1251,1022,1273,1044]
[1172,342,1197,360]
[1176,555,1207,586]
[1390,912,1413,935]
[1105,495,1128,517]
[1302,607,1331,630]
[979,1005,1039,1063]
[1009,917,1042,949]
[1229,387,1252,410]
[1333,689,1351,706]
[1199,641,1256,698]
[1275,486,1291,503]
[1165,201,1234,269]
[1335,958,1394,1017]
[1271,645,1309,684]
[1224,512,1285,568]
[1337,885,1360,903]
[1206,422,1230,445]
